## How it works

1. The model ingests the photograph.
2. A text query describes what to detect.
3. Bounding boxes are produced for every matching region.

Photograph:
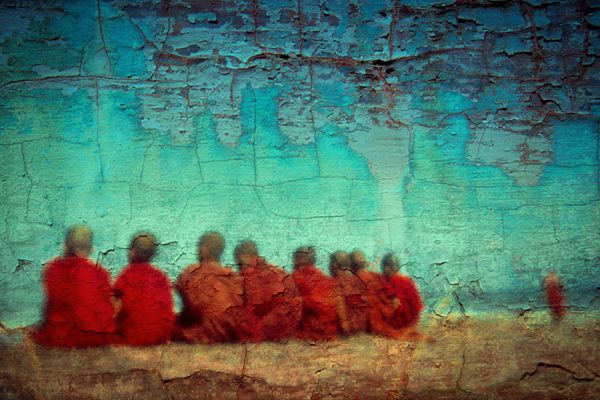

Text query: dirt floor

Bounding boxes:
[1,312,599,399]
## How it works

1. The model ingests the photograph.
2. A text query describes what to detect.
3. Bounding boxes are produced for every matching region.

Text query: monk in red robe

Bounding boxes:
[350,250,401,338]
[33,226,116,347]
[380,253,423,329]
[543,271,566,321]
[235,240,302,342]
[175,231,243,343]
[292,246,339,340]
[113,233,175,346]
[329,251,369,334]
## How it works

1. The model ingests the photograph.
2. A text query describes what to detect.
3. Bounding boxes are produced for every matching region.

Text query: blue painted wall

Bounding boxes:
[0,0,598,327]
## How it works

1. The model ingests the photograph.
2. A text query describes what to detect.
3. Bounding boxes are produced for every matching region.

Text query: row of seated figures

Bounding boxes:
[34,225,449,347]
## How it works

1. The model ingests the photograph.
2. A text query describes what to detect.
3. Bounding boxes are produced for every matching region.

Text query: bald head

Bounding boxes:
[293,246,316,270]
[64,225,93,258]
[234,240,259,270]
[329,251,350,277]
[349,250,367,273]
[129,233,157,263]
[198,231,225,262]
[381,252,400,277]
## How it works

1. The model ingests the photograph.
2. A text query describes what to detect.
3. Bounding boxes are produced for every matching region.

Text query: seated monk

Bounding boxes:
[350,250,401,338]
[175,231,243,343]
[329,251,369,334]
[292,246,339,341]
[33,226,116,347]
[235,240,302,342]
[113,233,175,346]
[380,253,423,329]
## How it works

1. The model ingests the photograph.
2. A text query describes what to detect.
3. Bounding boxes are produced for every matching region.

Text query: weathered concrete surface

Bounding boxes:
[1,312,598,399]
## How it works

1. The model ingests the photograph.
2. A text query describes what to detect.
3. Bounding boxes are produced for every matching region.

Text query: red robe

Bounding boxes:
[355,269,400,338]
[334,272,369,334]
[544,274,566,320]
[239,259,302,342]
[292,265,339,340]
[381,274,423,328]
[175,262,244,343]
[33,256,116,347]
[113,262,175,346]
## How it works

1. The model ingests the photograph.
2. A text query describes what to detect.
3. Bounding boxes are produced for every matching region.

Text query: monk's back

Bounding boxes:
[35,256,115,347]
[355,269,401,337]
[293,265,338,340]
[179,263,243,313]
[114,262,175,345]
[389,274,423,328]
[241,262,302,341]
[335,272,369,333]
[176,262,243,343]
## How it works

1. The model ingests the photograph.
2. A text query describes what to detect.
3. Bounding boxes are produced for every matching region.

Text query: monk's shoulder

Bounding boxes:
[43,257,63,273]
[76,257,111,281]
[263,264,288,280]
[41,257,67,283]
[393,274,413,288]
[176,264,201,287]
[146,263,171,281]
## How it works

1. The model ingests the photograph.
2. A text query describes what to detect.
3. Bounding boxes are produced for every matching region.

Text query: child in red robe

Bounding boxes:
[113,233,175,346]
[33,226,116,347]
[379,253,423,329]
[543,271,566,321]
[235,240,302,342]
[329,251,369,334]
[292,246,339,341]
[175,231,244,343]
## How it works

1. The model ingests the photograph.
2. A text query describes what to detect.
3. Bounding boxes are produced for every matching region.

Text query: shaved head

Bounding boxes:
[234,240,259,270]
[198,231,225,262]
[349,250,367,273]
[130,232,157,263]
[381,252,400,277]
[64,225,93,257]
[293,246,316,269]
[329,251,350,276]
[234,240,258,259]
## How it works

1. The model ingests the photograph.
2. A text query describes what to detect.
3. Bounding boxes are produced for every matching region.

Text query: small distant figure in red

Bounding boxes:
[543,271,566,321]
[33,226,116,347]
[175,231,244,343]
[235,240,302,342]
[329,251,369,335]
[380,253,423,329]
[113,233,175,346]
[292,246,339,341]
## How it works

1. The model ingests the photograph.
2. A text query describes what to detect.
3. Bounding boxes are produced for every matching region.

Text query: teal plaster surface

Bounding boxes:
[0,0,598,327]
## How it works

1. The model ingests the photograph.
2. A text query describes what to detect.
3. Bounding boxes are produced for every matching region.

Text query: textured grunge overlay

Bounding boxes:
[0,0,599,398]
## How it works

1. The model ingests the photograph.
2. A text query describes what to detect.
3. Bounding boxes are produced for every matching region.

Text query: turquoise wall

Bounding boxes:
[1,0,598,327]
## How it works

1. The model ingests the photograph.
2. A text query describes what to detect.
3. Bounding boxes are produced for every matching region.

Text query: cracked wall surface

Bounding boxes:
[0,0,599,328]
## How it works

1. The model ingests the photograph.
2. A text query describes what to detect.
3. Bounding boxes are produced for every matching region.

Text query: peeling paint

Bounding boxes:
[0,0,598,331]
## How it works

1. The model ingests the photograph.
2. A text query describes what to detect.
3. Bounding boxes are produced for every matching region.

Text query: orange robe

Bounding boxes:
[239,258,302,342]
[355,269,400,338]
[175,263,243,343]
[33,256,116,347]
[113,262,175,346]
[292,265,339,340]
[381,274,423,328]
[334,272,369,334]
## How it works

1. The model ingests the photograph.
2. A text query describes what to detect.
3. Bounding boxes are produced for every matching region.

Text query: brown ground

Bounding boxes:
[1,312,598,399]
